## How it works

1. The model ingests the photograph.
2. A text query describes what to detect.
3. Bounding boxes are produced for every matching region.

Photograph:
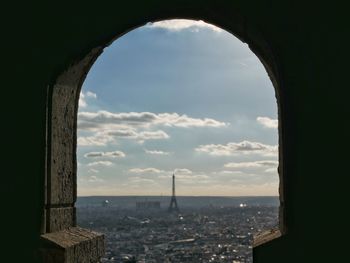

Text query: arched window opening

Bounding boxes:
[75,19,281,263]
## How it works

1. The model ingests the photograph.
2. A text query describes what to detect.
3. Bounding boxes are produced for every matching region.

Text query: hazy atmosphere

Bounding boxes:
[77,19,279,197]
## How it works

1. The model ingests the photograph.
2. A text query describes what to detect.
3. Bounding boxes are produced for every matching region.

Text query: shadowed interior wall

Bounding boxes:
[1,1,349,262]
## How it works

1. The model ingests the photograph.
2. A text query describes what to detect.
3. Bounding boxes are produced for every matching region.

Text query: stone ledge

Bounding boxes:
[253,228,282,248]
[40,227,104,263]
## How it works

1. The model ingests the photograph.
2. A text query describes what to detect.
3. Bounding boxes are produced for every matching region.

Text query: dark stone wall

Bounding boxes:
[1,1,349,262]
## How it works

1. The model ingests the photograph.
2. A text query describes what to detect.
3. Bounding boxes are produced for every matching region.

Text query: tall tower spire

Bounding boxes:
[168,173,179,212]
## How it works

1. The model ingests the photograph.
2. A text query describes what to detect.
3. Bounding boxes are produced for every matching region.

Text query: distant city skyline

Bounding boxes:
[77,19,279,197]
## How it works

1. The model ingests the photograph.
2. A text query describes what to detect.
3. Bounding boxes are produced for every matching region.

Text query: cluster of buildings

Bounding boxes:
[77,204,278,263]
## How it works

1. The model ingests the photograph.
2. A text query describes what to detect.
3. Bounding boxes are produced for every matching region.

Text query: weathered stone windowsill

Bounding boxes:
[40,227,104,263]
[253,228,282,248]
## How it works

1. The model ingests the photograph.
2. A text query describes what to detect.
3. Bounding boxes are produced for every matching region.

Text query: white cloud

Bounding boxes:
[129,177,156,184]
[157,168,209,181]
[107,129,169,143]
[147,19,223,32]
[212,170,244,175]
[174,168,193,175]
[84,151,125,158]
[77,132,114,146]
[105,129,138,137]
[257,116,278,129]
[128,168,165,174]
[128,167,204,181]
[195,140,278,156]
[78,111,227,131]
[77,110,226,146]
[158,173,208,180]
[88,168,99,173]
[78,111,156,128]
[137,130,170,141]
[144,149,171,155]
[86,91,97,98]
[79,91,97,108]
[155,113,227,128]
[177,174,209,180]
[78,128,169,147]
[224,160,278,169]
[264,167,278,173]
[87,161,113,167]
[88,175,104,183]
[79,92,87,108]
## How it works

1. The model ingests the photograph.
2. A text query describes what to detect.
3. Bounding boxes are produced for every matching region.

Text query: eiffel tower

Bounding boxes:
[168,173,179,212]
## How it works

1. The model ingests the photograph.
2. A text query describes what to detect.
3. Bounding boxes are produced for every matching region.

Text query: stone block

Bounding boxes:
[253,228,281,248]
[41,227,105,263]
[49,83,77,205]
[47,207,75,233]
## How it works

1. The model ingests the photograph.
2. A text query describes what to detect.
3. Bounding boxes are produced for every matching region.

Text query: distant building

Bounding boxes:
[168,173,179,212]
[136,201,161,209]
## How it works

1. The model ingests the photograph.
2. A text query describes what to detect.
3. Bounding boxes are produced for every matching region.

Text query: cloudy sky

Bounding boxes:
[77,19,279,197]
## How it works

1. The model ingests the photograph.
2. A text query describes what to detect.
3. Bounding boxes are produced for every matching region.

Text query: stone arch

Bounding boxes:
[41,14,286,262]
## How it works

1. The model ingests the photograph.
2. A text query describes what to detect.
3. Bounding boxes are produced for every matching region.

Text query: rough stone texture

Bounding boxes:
[40,46,105,262]
[47,48,103,206]
[278,162,286,234]
[50,83,77,205]
[41,227,104,263]
[47,207,75,233]
[253,228,282,248]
